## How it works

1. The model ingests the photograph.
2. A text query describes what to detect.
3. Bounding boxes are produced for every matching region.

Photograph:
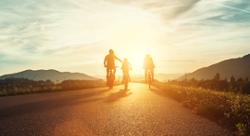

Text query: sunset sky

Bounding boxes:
[0,0,250,76]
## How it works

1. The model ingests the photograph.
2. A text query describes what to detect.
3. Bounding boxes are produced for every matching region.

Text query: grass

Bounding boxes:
[152,82,250,135]
[0,86,61,96]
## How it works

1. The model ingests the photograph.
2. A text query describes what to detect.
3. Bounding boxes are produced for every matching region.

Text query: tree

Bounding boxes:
[242,82,250,94]
[237,78,243,83]
[245,77,249,82]
[213,73,220,81]
[45,79,53,85]
[230,76,235,84]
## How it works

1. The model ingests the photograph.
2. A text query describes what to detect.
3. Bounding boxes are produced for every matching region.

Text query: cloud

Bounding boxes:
[168,0,201,18]
[221,14,235,19]
[213,2,250,14]
[105,0,202,20]
[0,0,250,75]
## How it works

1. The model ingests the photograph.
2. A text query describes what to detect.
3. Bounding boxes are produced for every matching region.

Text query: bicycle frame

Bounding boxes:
[106,66,120,89]
[107,69,115,89]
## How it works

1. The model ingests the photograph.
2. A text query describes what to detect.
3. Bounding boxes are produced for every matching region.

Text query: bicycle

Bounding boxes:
[123,68,132,90]
[106,66,119,89]
[147,69,153,89]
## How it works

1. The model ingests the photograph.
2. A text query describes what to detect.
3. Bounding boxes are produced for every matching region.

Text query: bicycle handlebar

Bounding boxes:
[104,65,120,68]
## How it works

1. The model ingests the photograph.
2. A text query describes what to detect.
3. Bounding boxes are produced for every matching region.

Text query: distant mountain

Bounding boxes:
[155,73,184,81]
[180,54,250,80]
[0,69,97,82]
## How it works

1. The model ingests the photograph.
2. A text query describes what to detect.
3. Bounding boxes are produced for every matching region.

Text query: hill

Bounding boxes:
[0,69,97,82]
[180,54,250,80]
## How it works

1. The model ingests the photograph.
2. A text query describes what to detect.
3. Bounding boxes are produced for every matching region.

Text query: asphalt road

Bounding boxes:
[0,83,232,136]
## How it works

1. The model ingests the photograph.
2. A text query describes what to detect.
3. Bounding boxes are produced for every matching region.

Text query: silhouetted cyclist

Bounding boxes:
[143,54,155,82]
[121,58,132,82]
[104,49,123,81]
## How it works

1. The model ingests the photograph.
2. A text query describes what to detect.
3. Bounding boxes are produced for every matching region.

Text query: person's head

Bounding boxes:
[109,49,114,55]
[145,54,150,58]
[124,58,128,62]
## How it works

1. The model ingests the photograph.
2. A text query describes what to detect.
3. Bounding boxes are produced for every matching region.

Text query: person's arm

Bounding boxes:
[104,56,107,67]
[129,62,132,70]
[143,58,146,68]
[114,55,123,63]
[121,63,124,70]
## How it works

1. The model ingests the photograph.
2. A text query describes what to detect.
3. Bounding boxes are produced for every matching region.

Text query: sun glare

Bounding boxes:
[126,50,145,74]
[105,13,161,74]
[116,44,154,75]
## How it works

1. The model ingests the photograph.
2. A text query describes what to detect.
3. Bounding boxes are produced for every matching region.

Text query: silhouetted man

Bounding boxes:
[143,54,155,82]
[104,49,123,81]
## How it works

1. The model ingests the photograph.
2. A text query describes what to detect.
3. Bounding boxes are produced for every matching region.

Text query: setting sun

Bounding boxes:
[104,13,161,75]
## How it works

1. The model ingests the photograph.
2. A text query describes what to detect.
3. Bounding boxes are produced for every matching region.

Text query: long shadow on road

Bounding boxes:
[149,88,171,99]
[0,89,110,120]
[105,89,132,103]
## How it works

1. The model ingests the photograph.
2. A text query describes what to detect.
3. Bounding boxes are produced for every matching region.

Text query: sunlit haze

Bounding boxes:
[0,0,250,76]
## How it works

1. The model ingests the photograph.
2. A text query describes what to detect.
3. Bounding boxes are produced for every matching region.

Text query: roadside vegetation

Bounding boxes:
[0,77,120,96]
[153,73,250,135]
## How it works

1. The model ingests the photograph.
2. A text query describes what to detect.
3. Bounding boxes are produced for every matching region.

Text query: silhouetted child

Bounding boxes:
[121,58,132,82]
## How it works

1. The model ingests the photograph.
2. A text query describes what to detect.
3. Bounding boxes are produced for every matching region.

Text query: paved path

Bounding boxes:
[0,83,231,136]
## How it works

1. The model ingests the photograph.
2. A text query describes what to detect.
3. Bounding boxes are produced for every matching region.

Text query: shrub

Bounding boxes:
[152,82,250,134]
[242,82,250,94]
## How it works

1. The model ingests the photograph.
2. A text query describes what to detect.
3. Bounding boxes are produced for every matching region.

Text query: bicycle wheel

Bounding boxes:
[148,72,151,89]
[124,74,128,90]
[107,70,112,89]
[110,71,114,89]
[107,77,111,89]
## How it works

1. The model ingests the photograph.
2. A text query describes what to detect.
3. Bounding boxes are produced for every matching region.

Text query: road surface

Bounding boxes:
[0,83,231,136]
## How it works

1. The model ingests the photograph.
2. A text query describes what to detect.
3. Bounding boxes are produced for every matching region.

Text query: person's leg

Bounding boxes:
[113,68,116,80]
[106,68,110,85]
[106,68,109,80]
[145,69,148,82]
[124,70,130,81]
[151,68,154,81]
[127,71,131,81]
[122,70,125,83]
